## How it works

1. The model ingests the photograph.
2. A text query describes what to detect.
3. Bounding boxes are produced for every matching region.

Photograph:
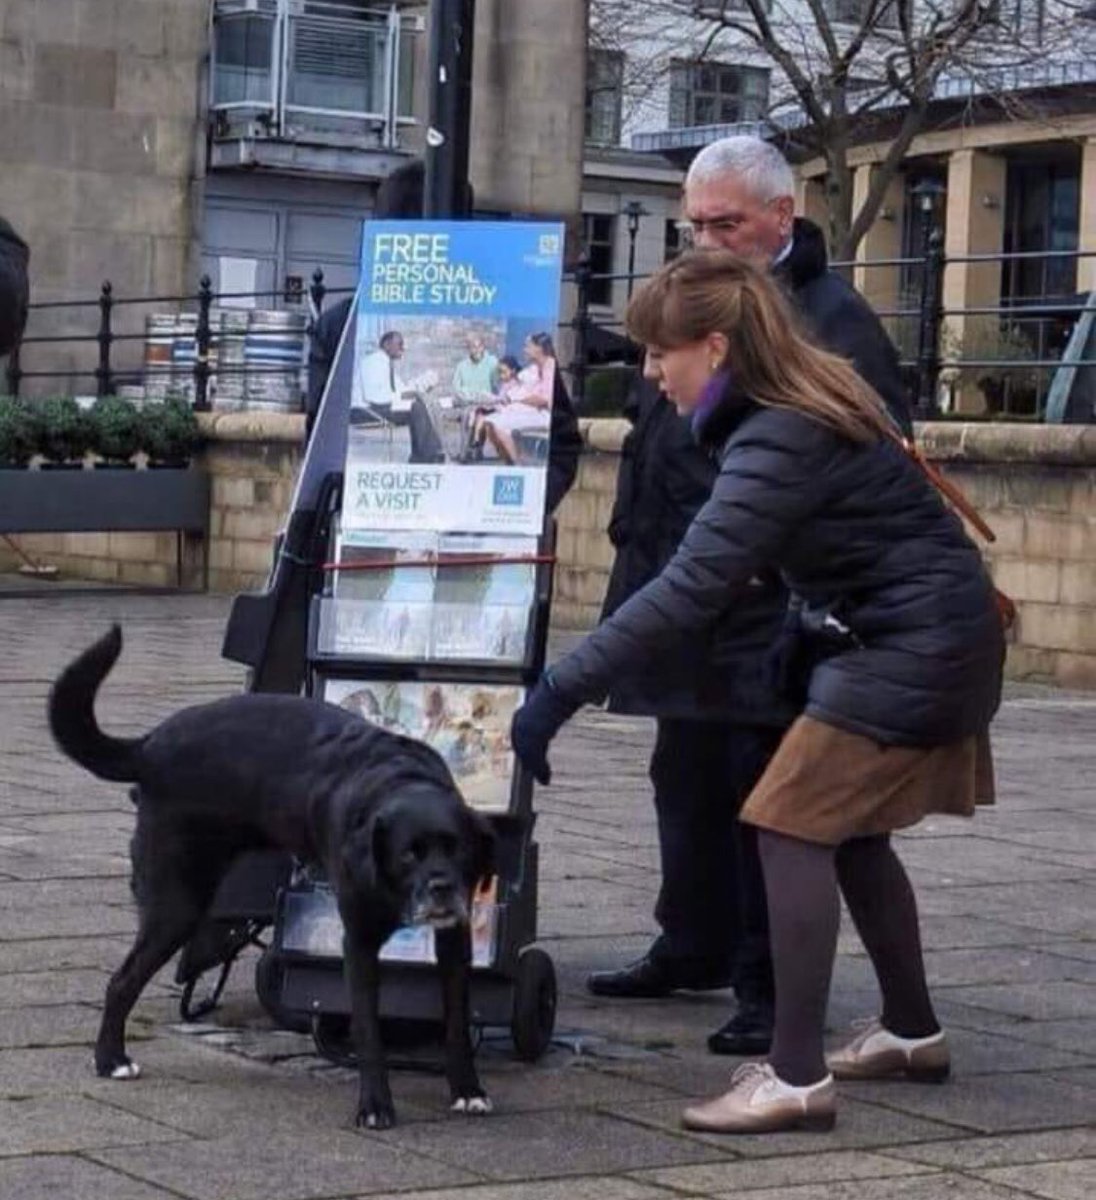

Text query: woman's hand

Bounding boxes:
[510,675,580,785]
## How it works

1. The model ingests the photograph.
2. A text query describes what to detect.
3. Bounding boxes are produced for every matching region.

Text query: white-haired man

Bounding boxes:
[681,136,910,426]
[587,136,910,1060]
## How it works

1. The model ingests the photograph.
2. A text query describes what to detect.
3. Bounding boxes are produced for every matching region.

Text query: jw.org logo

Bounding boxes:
[538,234,561,257]
[493,475,525,507]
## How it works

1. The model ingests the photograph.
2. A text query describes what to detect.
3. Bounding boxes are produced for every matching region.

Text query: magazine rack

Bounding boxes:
[254,492,559,1063]
[184,218,565,1064]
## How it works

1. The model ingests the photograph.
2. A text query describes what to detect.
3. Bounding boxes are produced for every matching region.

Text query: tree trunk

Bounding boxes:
[823,152,856,271]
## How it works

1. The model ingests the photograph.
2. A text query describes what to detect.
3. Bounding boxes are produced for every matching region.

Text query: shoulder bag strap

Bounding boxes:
[885,428,1016,629]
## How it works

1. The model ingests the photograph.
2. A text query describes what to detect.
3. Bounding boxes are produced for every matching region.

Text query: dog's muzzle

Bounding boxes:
[408,878,469,929]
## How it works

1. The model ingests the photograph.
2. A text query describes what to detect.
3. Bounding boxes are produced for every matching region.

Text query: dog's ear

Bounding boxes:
[341,804,391,892]
[369,809,395,889]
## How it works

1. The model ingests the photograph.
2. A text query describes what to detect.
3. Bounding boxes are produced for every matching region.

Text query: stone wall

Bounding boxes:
[2,416,1094,688]
[919,423,1096,688]
[552,419,629,628]
[0,0,206,391]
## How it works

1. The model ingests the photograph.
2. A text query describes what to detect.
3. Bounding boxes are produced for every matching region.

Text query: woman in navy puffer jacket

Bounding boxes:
[512,251,1004,1136]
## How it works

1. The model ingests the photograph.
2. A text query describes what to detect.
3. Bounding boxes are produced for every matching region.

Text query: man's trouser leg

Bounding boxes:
[650,718,739,977]
[729,726,783,1006]
[407,397,445,462]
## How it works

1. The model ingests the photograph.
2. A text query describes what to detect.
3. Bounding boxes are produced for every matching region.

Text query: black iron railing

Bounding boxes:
[5,244,1095,422]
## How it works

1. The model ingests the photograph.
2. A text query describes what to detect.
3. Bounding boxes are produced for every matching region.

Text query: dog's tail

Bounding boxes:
[48,625,144,783]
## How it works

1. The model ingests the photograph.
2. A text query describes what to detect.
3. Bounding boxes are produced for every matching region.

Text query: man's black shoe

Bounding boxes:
[586,954,734,999]
[707,999,774,1055]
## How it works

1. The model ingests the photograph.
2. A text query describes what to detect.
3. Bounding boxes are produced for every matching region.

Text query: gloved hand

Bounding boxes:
[510,674,579,786]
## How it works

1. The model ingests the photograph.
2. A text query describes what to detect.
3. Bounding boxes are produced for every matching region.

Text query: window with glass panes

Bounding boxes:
[583,214,616,306]
[586,50,624,146]
[823,0,899,26]
[212,4,277,107]
[668,62,769,128]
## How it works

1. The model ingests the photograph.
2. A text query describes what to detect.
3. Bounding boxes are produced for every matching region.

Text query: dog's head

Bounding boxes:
[342,784,495,929]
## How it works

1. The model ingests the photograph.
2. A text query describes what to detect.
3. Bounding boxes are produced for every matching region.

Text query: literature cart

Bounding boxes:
[257,507,559,1062]
[244,218,568,1063]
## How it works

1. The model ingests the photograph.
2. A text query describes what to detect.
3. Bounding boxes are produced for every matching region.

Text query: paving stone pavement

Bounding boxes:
[0,587,1093,1200]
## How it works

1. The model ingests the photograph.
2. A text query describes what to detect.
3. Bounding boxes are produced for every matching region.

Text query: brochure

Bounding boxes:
[281,879,499,968]
[341,221,565,536]
[322,677,523,812]
[321,529,537,664]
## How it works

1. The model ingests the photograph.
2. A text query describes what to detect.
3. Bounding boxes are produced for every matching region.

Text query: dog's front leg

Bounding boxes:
[435,924,491,1115]
[341,922,394,1130]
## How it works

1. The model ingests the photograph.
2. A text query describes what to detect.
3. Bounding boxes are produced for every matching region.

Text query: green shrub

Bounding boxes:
[138,398,202,464]
[90,395,141,462]
[0,396,38,467]
[581,366,634,417]
[36,396,93,464]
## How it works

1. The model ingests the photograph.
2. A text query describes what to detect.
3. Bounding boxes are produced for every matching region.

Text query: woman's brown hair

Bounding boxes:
[625,250,893,443]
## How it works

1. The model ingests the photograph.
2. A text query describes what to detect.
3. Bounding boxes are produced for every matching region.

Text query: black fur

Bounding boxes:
[49,626,495,1128]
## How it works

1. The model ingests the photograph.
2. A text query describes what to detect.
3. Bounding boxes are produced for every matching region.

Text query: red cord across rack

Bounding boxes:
[321,554,557,572]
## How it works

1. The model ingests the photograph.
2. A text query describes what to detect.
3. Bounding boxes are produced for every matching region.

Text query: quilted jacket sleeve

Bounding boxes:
[550,410,837,705]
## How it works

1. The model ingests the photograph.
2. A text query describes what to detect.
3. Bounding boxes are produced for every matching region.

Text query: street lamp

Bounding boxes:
[912,177,946,216]
[911,178,946,420]
[623,200,648,299]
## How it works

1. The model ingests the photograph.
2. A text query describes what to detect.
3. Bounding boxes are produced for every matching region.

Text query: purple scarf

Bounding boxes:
[690,369,733,441]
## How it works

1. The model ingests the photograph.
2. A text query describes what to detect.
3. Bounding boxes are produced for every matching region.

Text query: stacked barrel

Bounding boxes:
[143,309,308,412]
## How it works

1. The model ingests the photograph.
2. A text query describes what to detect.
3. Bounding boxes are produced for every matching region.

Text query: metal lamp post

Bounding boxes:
[624,200,648,299]
[912,178,946,420]
[424,0,476,218]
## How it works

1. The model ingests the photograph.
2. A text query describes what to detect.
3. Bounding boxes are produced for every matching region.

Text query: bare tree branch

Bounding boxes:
[590,0,1091,255]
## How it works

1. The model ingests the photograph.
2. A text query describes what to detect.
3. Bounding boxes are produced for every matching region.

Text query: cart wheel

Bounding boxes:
[254,948,310,1034]
[511,946,556,1062]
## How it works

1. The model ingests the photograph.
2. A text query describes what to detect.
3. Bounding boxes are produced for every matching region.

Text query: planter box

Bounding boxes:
[0,467,210,587]
[0,466,209,534]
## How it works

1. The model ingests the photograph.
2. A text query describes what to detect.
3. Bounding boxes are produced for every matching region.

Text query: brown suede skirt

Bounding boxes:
[740,715,995,847]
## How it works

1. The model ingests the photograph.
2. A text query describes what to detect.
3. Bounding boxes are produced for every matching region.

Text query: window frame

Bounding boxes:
[582,213,617,307]
[668,59,770,129]
[586,48,625,147]
[822,0,900,30]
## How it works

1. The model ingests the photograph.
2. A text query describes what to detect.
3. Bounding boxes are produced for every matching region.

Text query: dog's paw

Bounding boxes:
[356,1104,396,1131]
[98,1058,141,1081]
[451,1094,493,1116]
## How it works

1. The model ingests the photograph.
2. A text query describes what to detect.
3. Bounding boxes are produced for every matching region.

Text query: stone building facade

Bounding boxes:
[0,0,207,387]
[1,0,589,393]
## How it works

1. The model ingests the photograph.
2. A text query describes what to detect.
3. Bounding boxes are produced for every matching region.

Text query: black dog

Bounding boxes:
[48,627,496,1128]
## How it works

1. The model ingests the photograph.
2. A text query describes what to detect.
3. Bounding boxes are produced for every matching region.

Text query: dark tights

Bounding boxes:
[759,830,939,1086]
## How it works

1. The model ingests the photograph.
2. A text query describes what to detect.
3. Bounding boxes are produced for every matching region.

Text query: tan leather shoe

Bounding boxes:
[681,1062,836,1134]
[827,1018,950,1082]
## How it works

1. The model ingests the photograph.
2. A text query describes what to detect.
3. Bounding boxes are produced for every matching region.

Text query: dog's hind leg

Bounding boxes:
[97,813,228,1079]
[96,884,210,1079]
[435,925,491,1115]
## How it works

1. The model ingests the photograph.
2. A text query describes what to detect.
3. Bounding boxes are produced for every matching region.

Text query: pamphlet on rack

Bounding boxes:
[322,528,537,664]
[322,677,523,812]
[381,878,499,967]
[282,878,499,968]
[340,220,565,537]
